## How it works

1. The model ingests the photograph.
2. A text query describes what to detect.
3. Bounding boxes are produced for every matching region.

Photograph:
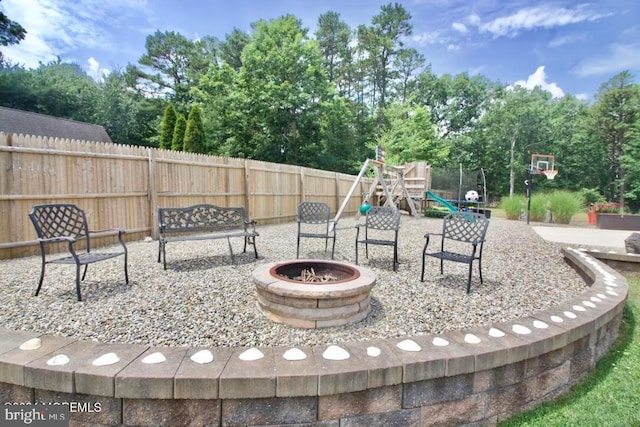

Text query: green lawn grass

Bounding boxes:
[499,274,640,427]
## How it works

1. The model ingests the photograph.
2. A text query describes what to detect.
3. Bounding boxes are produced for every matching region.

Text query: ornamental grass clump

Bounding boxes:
[529,193,549,222]
[549,191,581,224]
[500,195,526,220]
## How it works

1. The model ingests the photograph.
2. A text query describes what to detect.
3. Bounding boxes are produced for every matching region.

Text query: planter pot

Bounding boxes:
[596,213,640,231]
[587,210,597,226]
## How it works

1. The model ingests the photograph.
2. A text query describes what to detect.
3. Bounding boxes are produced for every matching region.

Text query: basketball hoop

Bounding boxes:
[542,170,558,180]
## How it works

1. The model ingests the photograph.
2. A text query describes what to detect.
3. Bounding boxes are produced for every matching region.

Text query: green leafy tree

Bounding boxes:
[547,94,606,192]
[315,12,352,88]
[235,15,330,165]
[219,28,251,71]
[587,70,640,209]
[0,1,26,64]
[476,86,554,196]
[171,114,186,151]
[160,104,177,149]
[96,70,147,145]
[621,119,640,206]
[132,30,217,108]
[356,3,412,113]
[0,59,99,123]
[183,105,205,153]
[377,102,446,166]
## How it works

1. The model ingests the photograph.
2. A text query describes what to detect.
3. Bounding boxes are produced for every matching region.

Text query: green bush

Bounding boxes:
[549,191,581,224]
[529,193,549,222]
[579,188,605,209]
[499,195,526,220]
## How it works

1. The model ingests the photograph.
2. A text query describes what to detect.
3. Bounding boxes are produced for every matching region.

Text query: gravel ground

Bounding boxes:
[0,215,597,348]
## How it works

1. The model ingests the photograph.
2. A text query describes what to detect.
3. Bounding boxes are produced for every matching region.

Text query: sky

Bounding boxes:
[2,0,639,101]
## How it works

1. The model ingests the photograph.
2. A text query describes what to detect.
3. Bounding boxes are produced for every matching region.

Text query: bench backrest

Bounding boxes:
[442,212,489,243]
[158,204,248,234]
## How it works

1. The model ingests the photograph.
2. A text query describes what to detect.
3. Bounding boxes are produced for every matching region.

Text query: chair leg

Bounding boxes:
[420,241,428,282]
[123,253,129,284]
[296,236,301,259]
[162,242,167,270]
[252,236,258,258]
[478,257,483,284]
[392,244,398,272]
[35,261,46,296]
[440,258,444,275]
[466,262,473,294]
[330,236,336,260]
[81,265,89,281]
[226,237,235,264]
[75,265,83,301]
[355,240,359,265]
[157,242,162,263]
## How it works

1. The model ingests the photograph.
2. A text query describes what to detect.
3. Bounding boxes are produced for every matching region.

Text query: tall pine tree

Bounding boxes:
[183,105,205,153]
[159,104,177,149]
[171,114,186,151]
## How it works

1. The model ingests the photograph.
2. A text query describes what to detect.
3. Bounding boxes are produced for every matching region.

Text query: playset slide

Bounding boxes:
[426,191,458,212]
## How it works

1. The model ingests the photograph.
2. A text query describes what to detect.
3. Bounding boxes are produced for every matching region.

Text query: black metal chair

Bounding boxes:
[28,204,129,301]
[296,202,336,259]
[421,212,489,293]
[355,206,401,271]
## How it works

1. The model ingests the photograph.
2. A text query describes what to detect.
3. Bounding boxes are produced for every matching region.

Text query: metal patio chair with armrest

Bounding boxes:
[296,202,336,259]
[28,203,129,301]
[355,206,401,271]
[421,211,489,293]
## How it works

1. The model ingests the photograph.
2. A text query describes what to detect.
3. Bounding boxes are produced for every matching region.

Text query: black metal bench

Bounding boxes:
[421,212,489,293]
[158,204,259,269]
[28,203,129,301]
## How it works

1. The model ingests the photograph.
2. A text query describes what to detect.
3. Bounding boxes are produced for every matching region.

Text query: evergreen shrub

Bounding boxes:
[499,195,526,220]
[549,191,581,224]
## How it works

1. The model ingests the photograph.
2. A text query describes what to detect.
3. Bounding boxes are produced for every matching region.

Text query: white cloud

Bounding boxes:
[548,33,587,48]
[479,6,598,38]
[447,44,460,52]
[1,0,147,70]
[411,31,440,46]
[452,22,468,33]
[573,43,640,77]
[86,57,110,80]
[468,14,481,26]
[513,66,565,98]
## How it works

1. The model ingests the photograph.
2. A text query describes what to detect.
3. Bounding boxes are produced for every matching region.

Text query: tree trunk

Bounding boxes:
[509,137,516,197]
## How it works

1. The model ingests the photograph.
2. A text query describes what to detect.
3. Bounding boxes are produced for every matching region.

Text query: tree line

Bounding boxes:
[0,3,639,208]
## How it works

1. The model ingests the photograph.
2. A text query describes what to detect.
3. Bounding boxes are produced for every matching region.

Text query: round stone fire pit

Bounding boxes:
[252,259,376,328]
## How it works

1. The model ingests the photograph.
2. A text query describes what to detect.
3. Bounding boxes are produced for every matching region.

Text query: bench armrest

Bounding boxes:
[38,236,76,244]
[88,228,126,237]
[244,219,258,233]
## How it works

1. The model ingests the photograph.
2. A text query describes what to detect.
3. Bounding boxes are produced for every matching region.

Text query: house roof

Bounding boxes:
[0,106,112,143]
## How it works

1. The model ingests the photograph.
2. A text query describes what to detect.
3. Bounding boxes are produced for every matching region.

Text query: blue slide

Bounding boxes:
[426,191,458,212]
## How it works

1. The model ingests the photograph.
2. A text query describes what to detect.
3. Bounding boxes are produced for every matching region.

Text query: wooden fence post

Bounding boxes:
[244,159,251,219]
[148,148,158,240]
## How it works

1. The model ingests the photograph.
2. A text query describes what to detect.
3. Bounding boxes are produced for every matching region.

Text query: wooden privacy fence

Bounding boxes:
[0,133,371,259]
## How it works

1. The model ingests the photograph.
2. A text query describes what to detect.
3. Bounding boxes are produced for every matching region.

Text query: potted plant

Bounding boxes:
[595,202,640,230]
